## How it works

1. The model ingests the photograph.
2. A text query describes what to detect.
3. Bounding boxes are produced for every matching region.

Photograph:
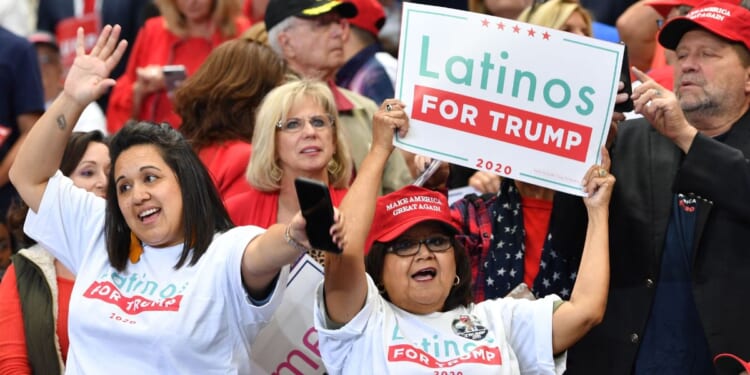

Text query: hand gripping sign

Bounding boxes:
[394,3,624,196]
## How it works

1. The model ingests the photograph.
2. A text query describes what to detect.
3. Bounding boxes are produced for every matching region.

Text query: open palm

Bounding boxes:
[64,25,128,106]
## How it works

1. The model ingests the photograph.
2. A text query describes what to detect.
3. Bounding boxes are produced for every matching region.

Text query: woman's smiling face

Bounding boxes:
[114,144,184,248]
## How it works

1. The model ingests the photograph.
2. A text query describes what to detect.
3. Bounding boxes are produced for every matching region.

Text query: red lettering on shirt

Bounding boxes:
[387,344,502,368]
[84,281,183,314]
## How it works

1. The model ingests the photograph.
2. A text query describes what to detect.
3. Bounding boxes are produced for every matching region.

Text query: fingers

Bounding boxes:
[106,39,129,72]
[630,66,669,113]
[90,24,112,57]
[581,147,611,187]
[75,27,85,56]
[600,147,611,171]
[99,25,127,71]
[630,65,651,83]
[468,171,500,194]
[414,154,433,174]
[330,210,346,250]
[582,165,614,196]
[380,99,408,134]
[99,25,121,57]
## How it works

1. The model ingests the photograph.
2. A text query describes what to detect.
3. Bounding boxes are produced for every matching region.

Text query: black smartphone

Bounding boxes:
[614,43,634,113]
[294,177,341,253]
[163,64,187,93]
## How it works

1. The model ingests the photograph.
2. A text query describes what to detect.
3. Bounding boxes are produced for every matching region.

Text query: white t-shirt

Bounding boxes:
[25,171,289,374]
[314,274,565,375]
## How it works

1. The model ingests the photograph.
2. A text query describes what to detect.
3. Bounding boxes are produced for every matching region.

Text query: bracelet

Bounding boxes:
[285,225,312,254]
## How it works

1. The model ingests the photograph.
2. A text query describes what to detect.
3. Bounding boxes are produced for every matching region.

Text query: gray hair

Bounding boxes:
[267,17,298,56]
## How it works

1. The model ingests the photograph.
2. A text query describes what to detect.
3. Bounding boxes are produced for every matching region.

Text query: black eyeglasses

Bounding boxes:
[385,235,454,257]
[275,115,334,133]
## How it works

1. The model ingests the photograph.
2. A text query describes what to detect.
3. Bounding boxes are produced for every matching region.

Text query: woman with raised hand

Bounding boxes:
[315,99,615,374]
[9,25,312,374]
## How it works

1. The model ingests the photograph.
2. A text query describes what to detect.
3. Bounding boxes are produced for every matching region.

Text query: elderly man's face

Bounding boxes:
[674,29,750,119]
[281,13,349,77]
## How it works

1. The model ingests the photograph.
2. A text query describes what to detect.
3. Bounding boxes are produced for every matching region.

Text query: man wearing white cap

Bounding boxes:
[566,2,750,374]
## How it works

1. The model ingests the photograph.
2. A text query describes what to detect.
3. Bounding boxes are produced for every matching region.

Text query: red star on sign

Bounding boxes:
[481,18,489,27]
[542,31,551,40]
[527,28,536,37]
[496,21,505,30]
[512,25,520,33]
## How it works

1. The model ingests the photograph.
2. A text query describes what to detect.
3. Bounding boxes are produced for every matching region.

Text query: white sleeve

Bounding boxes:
[485,294,566,374]
[24,171,107,274]
[211,226,291,337]
[313,274,380,375]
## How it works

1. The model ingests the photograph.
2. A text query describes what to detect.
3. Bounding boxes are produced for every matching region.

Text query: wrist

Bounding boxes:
[284,225,312,254]
[674,126,698,153]
[58,91,89,110]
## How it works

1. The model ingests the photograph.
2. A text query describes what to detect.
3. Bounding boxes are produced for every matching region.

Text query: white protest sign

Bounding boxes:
[395,3,624,196]
[250,255,327,374]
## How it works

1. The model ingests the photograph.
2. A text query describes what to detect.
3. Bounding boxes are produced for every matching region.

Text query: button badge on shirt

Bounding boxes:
[452,314,488,340]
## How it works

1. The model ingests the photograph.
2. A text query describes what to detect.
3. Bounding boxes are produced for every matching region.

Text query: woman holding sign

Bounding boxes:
[313,99,615,373]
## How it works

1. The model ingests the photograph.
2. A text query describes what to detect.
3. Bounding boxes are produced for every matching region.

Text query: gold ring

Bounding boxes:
[598,168,607,178]
[386,104,393,112]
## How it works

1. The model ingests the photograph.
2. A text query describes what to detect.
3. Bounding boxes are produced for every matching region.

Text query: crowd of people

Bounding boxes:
[0,0,749,374]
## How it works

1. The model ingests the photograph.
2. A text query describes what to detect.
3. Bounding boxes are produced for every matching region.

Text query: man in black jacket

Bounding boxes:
[566,2,750,374]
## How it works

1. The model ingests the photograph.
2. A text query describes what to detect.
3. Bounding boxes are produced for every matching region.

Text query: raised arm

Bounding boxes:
[551,148,615,354]
[323,100,408,324]
[9,25,127,212]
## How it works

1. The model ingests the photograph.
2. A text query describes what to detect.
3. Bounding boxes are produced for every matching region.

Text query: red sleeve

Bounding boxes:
[0,264,32,375]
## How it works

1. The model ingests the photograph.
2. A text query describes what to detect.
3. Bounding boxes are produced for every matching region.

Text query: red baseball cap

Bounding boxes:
[365,185,461,252]
[646,0,705,17]
[714,353,750,373]
[658,1,750,50]
[346,0,386,37]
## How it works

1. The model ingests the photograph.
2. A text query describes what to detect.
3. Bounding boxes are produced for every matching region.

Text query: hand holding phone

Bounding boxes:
[294,177,341,253]
[162,65,187,93]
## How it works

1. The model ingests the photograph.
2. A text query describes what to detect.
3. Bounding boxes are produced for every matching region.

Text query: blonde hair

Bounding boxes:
[248,79,353,191]
[517,0,593,37]
[155,0,242,38]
